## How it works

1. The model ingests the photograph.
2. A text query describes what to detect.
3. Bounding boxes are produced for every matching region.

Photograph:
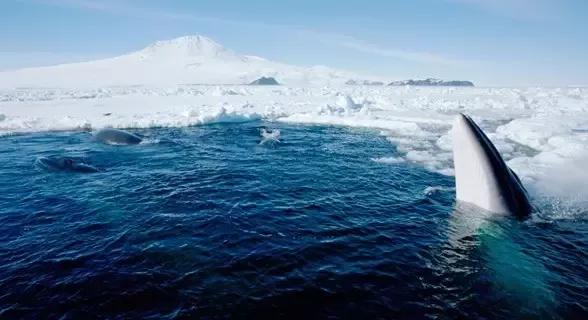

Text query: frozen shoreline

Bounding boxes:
[1,85,587,213]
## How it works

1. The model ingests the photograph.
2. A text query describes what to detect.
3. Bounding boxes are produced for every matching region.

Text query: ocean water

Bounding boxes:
[0,122,585,319]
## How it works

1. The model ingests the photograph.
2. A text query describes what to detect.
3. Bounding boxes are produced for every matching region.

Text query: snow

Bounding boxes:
[0,35,363,88]
[2,85,586,180]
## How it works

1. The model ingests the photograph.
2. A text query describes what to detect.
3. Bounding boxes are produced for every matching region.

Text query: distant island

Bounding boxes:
[345,78,475,87]
[249,77,280,85]
[388,78,474,87]
[345,79,384,86]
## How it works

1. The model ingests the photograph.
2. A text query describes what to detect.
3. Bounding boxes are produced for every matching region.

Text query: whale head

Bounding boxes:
[452,114,532,217]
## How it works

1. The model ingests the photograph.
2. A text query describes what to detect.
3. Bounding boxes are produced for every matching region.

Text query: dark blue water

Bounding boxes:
[0,123,586,319]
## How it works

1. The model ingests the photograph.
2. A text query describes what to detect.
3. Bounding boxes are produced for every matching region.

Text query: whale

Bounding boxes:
[94,128,142,145]
[452,113,532,217]
[35,156,99,173]
[444,203,555,314]
[446,114,552,314]
[259,127,281,145]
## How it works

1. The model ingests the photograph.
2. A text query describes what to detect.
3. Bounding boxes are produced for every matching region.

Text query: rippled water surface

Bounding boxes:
[0,123,586,319]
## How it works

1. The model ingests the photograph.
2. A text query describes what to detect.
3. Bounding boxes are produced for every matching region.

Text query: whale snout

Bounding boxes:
[452,113,532,217]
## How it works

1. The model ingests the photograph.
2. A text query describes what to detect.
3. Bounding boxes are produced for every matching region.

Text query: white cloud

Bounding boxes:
[297,30,473,66]
[447,0,561,20]
[0,51,107,71]
[23,0,214,21]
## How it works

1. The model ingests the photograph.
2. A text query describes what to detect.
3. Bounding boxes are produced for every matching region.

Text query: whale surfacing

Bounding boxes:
[260,128,280,145]
[452,114,532,217]
[95,128,142,145]
[36,156,99,173]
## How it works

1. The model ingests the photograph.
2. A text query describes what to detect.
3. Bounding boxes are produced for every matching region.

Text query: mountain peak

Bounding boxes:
[0,34,361,87]
[139,35,234,59]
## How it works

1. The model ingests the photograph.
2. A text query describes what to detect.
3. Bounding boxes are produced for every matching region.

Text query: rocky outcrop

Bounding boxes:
[388,78,474,87]
[249,77,280,85]
[345,79,384,86]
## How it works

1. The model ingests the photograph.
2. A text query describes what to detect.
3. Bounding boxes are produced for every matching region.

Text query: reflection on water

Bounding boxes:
[445,202,557,317]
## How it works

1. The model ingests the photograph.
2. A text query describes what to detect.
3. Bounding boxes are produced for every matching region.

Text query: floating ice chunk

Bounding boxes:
[336,95,361,110]
[263,104,287,120]
[195,106,262,125]
[437,168,455,176]
[212,87,241,96]
[182,107,201,118]
[436,133,453,151]
[316,95,365,116]
[405,150,434,162]
[423,186,455,196]
[371,156,404,164]
[318,104,346,116]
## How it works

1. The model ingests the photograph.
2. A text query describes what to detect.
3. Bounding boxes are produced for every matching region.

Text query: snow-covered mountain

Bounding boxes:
[0,35,364,88]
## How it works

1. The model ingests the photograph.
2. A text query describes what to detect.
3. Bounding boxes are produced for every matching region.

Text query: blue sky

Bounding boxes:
[1,0,587,86]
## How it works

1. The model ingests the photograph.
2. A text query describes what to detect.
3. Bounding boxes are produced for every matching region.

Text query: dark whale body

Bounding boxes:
[35,156,99,173]
[95,128,142,145]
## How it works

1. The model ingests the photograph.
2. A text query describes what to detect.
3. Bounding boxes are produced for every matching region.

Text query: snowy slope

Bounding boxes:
[0,35,362,88]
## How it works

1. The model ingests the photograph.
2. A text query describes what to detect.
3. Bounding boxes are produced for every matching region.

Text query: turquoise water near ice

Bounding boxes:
[0,122,586,319]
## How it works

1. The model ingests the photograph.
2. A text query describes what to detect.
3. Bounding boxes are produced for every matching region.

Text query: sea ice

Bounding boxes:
[0,85,586,217]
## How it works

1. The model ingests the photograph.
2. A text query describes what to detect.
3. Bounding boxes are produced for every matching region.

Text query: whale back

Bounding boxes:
[35,156,99,173]
[95,128,142,145]
[452,114,532,216]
